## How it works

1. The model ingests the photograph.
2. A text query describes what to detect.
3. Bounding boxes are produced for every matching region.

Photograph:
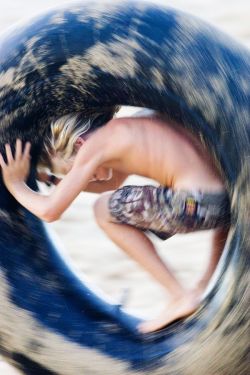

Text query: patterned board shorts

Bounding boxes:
[108,185,230,240]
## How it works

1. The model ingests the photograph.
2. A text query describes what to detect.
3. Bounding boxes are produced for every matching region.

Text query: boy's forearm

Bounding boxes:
[7,181,53,221]
[6,154,121,220]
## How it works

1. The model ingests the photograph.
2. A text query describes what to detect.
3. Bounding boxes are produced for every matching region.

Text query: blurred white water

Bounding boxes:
[0,1,249,374]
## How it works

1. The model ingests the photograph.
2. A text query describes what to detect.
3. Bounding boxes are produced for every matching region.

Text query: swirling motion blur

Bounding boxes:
[0,1,249,374]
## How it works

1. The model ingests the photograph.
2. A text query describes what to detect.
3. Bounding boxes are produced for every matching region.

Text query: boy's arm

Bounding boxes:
[40,118,128,212]
[0,121,127,220]
[0,127,120,221]
[2,156,102,222]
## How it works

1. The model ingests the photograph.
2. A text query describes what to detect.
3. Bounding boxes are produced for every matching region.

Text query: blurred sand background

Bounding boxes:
[0,0,249,373]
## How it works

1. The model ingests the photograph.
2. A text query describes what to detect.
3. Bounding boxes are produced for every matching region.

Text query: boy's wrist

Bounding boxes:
[7,180,26,197]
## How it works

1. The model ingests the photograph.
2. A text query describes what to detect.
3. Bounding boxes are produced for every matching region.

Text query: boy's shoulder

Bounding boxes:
[96,110,165,159]
[103,110,164,145]
[103,117,133,137]
[104,118,132,148]
[88,118,132,162]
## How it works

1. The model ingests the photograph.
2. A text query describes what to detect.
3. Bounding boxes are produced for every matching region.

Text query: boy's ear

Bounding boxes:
[75,137,85,150]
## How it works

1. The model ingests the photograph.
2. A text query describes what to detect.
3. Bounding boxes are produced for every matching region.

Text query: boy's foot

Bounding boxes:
[138,291,201,333]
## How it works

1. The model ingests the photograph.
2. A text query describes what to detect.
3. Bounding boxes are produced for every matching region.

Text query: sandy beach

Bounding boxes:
[0,0,249,373]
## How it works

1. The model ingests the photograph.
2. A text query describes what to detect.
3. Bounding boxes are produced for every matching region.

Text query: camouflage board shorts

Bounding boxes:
[108,185,230,240]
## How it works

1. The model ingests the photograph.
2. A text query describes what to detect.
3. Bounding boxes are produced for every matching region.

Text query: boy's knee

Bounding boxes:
[93,193,112,227]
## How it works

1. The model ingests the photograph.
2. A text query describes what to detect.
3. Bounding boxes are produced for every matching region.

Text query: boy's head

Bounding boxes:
[40,108,118,176]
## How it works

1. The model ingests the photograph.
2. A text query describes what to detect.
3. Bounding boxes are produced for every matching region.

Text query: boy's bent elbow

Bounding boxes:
[40,209,61,223]
[43,215,60,223]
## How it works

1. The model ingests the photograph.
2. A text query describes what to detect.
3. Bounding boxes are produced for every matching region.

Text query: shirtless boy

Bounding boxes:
[0,110,230,333]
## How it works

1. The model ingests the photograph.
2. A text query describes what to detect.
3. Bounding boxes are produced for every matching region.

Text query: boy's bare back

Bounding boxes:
[101,114,224,192]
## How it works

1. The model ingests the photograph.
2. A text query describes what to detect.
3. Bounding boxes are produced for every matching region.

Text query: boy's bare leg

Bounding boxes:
[94,193,202,333]
[194,226,229,294]
[139,227,229,332]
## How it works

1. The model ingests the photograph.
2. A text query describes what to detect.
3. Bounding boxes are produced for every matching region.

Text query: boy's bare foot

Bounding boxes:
[138,291,202,333]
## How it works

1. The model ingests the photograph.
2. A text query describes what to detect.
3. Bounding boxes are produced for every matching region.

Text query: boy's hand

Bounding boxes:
[0,139,31,189]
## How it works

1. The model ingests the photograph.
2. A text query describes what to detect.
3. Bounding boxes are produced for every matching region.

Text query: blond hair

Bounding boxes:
[46,113,91,160]
[40,108,119,170]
